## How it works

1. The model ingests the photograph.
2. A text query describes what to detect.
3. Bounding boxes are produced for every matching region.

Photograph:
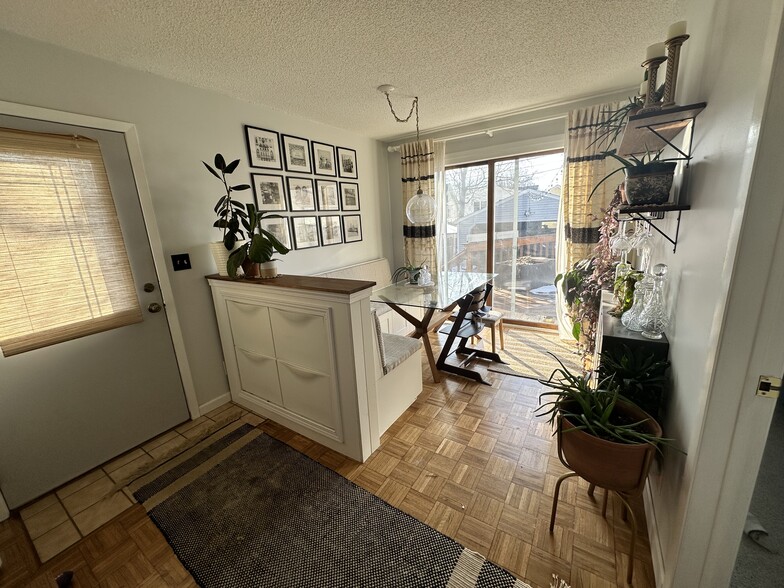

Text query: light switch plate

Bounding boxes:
[171,253,191,271]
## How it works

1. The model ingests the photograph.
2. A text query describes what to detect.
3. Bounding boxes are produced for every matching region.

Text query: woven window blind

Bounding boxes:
[0,127,142,357]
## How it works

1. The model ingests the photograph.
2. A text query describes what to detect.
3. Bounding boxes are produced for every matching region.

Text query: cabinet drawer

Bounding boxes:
[278,362,334,429]
[227,301,275,356]
[269,308,331,374]
[236,348,283,405]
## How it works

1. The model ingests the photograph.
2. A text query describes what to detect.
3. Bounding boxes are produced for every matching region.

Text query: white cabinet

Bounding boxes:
[208,275,379,461]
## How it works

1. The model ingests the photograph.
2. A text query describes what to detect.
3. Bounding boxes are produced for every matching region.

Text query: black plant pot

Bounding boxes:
[624,162,677,206]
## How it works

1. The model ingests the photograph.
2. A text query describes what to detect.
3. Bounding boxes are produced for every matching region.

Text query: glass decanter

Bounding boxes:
[622,274,654,332]
[633,222,655,274]
[639,264,669,339]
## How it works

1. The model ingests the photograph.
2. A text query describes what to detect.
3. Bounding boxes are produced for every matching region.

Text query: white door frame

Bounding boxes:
[665,16,784,585]
[0,99,200,420]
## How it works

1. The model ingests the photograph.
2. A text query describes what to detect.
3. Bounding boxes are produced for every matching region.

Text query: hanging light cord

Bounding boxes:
[385,93,424,193]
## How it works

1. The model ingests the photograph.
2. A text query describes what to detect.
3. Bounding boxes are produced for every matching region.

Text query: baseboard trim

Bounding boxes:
[644,481,666,587]
[198,392,231,415]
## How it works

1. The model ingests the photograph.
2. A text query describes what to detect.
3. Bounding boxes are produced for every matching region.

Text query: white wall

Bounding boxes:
[642,1,784,585]
[0,31,392,410]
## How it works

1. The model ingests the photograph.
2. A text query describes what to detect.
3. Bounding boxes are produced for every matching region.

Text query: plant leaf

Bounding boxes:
[232,184,251,191]
[224,159,240,174]
[227,247,247,278]
[214,153,226,171]
[202,161,221,180]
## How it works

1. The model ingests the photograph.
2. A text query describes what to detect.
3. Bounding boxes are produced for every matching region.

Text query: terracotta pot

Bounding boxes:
[258,261,278,279]
[557,400,661,493]
[241,258,260,279]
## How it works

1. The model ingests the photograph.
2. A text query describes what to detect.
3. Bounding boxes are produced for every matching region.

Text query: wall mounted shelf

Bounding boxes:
[617,204,691,253]
[618,102,707,157]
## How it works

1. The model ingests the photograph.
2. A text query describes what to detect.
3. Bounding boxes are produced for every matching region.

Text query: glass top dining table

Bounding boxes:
[370,272,502,386]
[370,272,496,310]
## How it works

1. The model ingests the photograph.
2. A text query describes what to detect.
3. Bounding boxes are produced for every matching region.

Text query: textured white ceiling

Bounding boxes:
[0,0,686,139]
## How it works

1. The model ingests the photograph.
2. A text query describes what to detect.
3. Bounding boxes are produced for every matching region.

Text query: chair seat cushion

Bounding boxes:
[380,333,420,375]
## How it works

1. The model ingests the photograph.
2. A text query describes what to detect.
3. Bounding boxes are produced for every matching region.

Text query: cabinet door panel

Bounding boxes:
[236,349,283,405]
[269,308,331,374]
[278,362,334,429]
[227,301,275,356]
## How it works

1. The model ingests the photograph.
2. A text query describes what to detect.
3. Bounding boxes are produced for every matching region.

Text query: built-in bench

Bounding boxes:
[317,259,423,434]
[317,258,422,336]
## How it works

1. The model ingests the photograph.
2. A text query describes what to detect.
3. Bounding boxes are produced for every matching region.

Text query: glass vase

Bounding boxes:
[622,274,654,331]
[639,264,669,339]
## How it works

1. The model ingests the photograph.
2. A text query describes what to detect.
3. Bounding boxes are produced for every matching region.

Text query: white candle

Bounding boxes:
[646,42,666,60]
[640,81,648,96]
[667,21,688,39]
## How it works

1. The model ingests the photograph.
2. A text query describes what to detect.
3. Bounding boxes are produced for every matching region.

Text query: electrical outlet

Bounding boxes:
[171,253,191,271]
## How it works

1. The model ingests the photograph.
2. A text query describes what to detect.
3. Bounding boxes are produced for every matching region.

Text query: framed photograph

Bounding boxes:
[291,216,319,249]
[260,216,292,250]
[343,215,362,243]
[251,174,286,211]
[339,182,360,211]
[286,177,316,211]
[319,215,343,246]
[337,147,358,179]
[245,125,282,169]
[316,180,340,211]
[312,141,336,176]
[281,134,312,174]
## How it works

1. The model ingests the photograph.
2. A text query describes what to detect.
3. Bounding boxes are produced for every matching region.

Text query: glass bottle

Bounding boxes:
[622,274,654,331]
[639,264,669,339]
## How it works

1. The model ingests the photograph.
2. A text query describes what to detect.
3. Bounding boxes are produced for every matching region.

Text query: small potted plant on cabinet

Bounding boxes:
[204,153,250,275]
[227,203,290,279]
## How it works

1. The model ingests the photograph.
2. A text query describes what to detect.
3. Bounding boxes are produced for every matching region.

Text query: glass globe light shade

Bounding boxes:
[406,188,436,224]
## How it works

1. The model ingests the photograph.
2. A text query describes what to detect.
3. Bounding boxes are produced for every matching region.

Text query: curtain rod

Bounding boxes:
[385,114,566,152]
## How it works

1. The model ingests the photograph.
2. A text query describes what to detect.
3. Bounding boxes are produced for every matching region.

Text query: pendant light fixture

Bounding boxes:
[378,85,436,225]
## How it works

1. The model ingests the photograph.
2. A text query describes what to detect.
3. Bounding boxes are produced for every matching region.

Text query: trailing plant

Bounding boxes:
[589,149,682,201]
[589,96,644,151]
[537,354,665,448]
[612,270,644,316]
[227,203,290,277]
[599,344,671,420]
[555,189,621,357]
[203,153,250,250]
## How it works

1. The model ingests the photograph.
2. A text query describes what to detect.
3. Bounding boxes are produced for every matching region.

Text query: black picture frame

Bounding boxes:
[291,216,320,249]
[281,134,312,174]
[337,146,358,179]
[251,173,287,211]
[260,216,292,250]
[319,215,343,246]
[342,215,362,243]
[316,180,340,211]
[286,176,316,212]
[244,125,282,170]
[339,182,360,211]
[312,141,337,176]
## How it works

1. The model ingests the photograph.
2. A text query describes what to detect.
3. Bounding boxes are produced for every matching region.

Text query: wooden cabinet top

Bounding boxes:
[206,273,376,295]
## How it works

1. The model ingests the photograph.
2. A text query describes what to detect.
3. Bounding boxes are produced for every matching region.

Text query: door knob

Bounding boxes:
[148,302,163,313]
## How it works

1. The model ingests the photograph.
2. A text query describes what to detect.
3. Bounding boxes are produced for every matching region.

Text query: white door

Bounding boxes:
[0,114,190,508]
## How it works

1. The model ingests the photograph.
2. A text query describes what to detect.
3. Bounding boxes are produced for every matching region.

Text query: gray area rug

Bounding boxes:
[131,422,532,588]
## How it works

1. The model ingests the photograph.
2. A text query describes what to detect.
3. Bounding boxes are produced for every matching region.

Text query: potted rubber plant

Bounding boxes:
[589,149,681,205]
[204,153,250,275]
[227,203,289,279]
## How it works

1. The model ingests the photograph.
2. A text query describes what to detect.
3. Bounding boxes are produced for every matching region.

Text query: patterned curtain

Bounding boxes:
[401,139,438,271]
[556,101,622,338]
[560,102,622,268]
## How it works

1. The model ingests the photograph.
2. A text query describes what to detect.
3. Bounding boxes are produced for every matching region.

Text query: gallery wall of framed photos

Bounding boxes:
[244,125,362,250]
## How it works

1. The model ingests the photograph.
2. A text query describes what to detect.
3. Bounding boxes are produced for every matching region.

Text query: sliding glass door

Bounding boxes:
[444,150,564,327]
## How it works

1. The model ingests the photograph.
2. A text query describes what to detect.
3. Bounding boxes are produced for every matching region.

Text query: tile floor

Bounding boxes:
[0,330,656,587]
[16,403,260,564]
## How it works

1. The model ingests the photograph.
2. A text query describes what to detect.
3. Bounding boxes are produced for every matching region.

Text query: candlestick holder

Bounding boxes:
[640,55,667,113]
[662,34,690,107]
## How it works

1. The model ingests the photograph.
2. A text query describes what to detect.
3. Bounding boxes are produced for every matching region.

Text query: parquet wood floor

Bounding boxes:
[0,331,655,588]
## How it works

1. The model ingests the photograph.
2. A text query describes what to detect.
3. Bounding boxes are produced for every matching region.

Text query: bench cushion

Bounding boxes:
[380,333,421,375]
